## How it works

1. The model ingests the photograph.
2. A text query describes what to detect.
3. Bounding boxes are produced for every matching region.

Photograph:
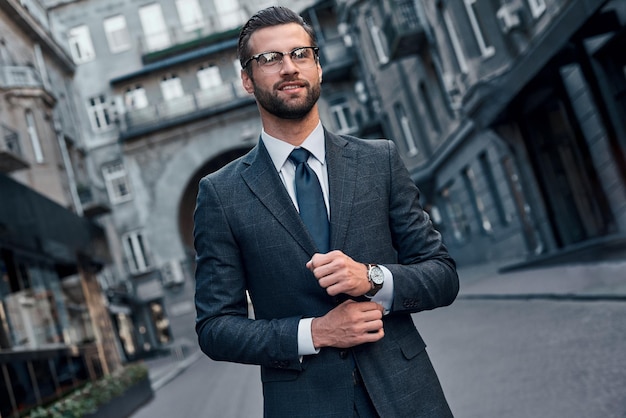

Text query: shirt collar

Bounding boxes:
[261,121,325,172]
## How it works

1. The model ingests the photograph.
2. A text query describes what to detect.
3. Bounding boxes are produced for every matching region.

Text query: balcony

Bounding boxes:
[118,80,254,141]
[0,65,43,89]
[77,185,111,218]
[318,36,355,82]
[0,125,29,173]
[140,18,243,64]
[382,0,428,60]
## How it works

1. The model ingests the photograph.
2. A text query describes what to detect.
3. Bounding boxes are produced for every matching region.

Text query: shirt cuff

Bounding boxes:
[298,317,320,356]
[369,265,394,314]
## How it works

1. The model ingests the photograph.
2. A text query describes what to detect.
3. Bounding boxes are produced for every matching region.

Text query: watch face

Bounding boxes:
[370,266,384,285]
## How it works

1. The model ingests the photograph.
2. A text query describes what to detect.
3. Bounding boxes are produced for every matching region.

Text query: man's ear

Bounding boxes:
[241,69,254,94]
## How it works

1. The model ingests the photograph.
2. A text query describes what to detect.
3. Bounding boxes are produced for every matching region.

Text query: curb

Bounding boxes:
[151,350,203,391]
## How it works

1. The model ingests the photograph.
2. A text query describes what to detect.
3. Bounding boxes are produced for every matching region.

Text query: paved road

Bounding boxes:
[133,356,263,417]
[134,262,626,417]
[416,298,626,418]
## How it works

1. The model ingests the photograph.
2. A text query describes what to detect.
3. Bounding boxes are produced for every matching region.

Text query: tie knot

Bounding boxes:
[288,148,310,165]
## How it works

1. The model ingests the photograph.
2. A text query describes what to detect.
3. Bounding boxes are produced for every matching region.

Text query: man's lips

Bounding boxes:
[276,81,308,91]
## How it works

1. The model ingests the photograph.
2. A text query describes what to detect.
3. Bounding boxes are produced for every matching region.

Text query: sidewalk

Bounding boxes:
[142,258,626,392]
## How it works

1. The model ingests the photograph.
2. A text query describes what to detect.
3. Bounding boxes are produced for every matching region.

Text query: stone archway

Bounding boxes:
[178,147,252,259]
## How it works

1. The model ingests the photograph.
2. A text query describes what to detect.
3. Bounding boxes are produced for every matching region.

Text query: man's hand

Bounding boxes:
[311,300,384,349]
[306,251,371,297]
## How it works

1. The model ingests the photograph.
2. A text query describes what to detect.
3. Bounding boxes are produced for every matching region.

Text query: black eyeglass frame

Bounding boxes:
[242,46,320,72]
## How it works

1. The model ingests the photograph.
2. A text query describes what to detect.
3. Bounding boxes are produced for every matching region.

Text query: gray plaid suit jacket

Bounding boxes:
[194,129,459,417]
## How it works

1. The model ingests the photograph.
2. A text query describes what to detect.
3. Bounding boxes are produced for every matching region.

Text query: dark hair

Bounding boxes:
[238,6,317,72]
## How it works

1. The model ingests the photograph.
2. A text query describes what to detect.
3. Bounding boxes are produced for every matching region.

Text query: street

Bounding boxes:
[133,262,626,417]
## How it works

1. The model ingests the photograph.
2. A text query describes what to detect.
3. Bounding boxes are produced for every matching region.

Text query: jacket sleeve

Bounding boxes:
[383,140,460,313]
[194,176,302,371]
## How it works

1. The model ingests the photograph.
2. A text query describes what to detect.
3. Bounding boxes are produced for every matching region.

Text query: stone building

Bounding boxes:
[335,0,626,267]
[29,0,626,377]
[0,0,120,415]
[42,0,322,360]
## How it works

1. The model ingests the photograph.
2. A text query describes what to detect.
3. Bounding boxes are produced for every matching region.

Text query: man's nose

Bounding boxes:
[279,55,299,74]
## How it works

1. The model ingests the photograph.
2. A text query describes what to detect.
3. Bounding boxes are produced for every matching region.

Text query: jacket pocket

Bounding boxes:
[261,365,300,383]
[397,330,427,360]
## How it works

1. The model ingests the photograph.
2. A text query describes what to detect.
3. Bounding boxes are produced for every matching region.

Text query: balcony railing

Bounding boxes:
[78,185,111,218]
[139,13,245,57]
[0,125,29,173]
[0,65,43,89]
[382,0,428,60]
[318,36,355,82]
[118,80,252,138]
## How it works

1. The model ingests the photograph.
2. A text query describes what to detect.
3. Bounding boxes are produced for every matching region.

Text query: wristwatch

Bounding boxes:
[365,264,384,297]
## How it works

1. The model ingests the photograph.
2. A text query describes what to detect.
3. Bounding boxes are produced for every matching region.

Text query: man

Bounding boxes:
[194,6,459,417]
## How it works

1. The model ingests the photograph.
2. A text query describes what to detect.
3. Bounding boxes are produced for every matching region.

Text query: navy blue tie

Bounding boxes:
[289,148,330,253]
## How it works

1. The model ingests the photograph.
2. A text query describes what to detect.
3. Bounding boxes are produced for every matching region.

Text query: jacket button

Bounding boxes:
[339,350,349,359]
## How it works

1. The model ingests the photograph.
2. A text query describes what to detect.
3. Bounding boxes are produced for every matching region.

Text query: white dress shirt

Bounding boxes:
[261,122,394,356]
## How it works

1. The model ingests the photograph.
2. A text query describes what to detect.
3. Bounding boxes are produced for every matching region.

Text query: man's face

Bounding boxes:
[242,23,322,120]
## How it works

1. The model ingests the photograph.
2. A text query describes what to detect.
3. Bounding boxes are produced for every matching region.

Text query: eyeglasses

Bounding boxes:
[243,46,320,73]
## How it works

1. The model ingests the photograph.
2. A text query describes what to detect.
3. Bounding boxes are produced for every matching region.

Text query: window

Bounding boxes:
[67,25,95,64]
[122,230,151,274]
[394,103,419,156]
[479,152,509,226]
[366,13,389,65]
[139,3,170,52]
[176,0,204,32]
[464,0,495,58]
[197,65,222,90]
[442,7,468,74]
[527,0,546,18]
[440,184,470,242]
[160,75,184,100]
[419,82,440,134]
[329,97,357,134]
[214,0,243,30]
[25,110,43,163]
[462,166,492,233]
[87,95,113,131]
[103,162,132,204]
[103,15,131,53]
[124,85,148,110]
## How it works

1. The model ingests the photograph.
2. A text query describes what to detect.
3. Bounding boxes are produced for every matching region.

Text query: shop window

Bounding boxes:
[462,166,492,233]
[150,302,171,344]
[439,183,470,242]
[479,152,509,226]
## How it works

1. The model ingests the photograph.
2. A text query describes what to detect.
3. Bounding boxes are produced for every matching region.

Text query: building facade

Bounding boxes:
[0,0,120,415]
[336,0,626,267]
[32,0,626,368]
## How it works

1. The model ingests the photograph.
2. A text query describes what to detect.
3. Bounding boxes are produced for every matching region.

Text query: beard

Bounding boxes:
[253,78,321,120]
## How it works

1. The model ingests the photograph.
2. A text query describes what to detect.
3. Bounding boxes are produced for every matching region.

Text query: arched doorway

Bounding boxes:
[177,146,253,262]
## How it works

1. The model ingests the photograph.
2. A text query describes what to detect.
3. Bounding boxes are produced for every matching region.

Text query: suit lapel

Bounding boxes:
[325,131,357,251]
[241,140,318,255]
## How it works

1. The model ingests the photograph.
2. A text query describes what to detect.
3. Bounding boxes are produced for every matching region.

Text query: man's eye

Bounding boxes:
[260,52,280,65]
[291,49,308,60]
